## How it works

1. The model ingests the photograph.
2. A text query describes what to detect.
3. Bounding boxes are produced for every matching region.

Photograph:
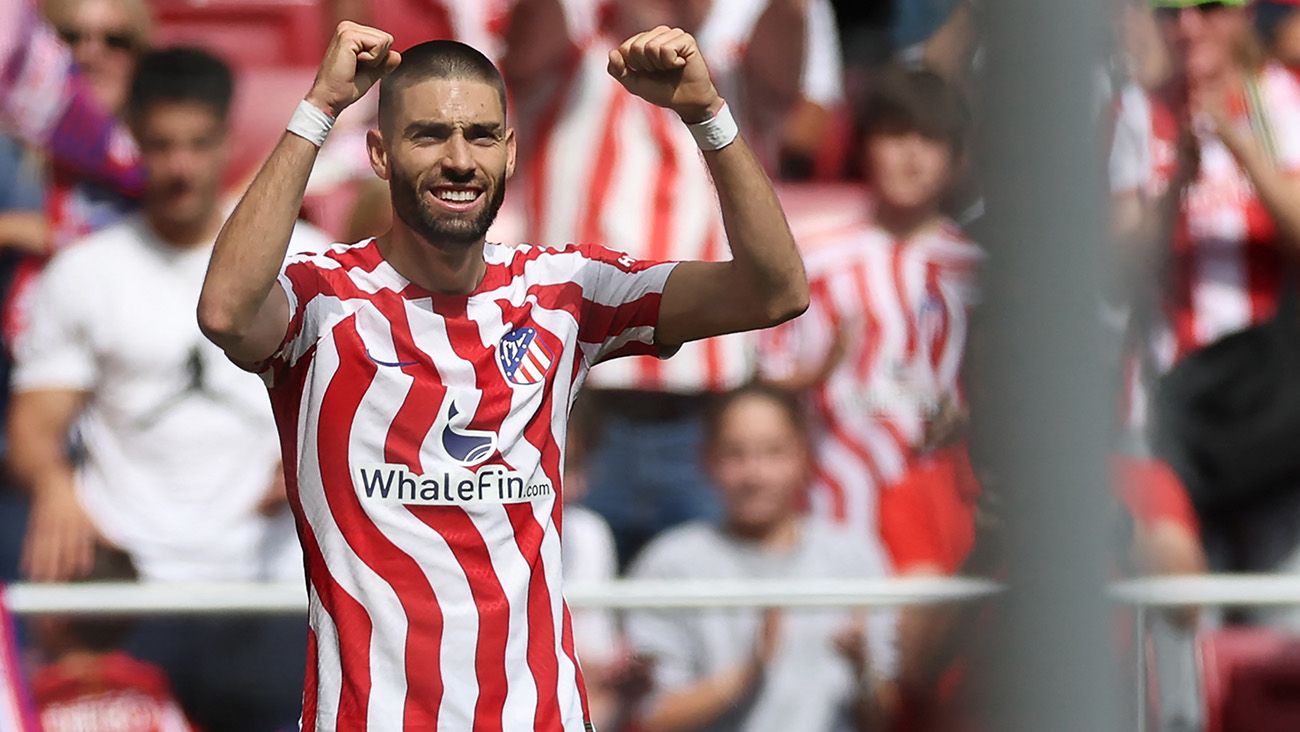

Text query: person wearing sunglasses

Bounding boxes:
[1112,0,1300,616]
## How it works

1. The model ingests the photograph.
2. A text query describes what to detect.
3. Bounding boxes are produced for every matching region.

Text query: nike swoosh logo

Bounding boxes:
[365,348,419,368]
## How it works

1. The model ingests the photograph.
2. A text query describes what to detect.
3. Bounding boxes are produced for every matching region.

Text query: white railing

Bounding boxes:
[3,577,1003,616]
[12,573,1300,732]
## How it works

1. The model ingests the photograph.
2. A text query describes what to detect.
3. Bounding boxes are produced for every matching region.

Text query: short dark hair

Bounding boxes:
[127,46,234,125]
[857,66,968,155]
[378,40,507,131]
[703,382,809,451]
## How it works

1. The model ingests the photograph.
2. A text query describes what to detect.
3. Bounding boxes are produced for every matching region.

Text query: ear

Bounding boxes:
[505,127,517,181]
[367,128,390,181]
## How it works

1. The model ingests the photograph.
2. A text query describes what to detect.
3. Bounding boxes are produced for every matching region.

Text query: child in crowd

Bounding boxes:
[626,383,897,731]
[29,547,193,732]
[758,66,983,726]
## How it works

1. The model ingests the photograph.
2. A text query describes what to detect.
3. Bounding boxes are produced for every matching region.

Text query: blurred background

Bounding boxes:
[3,0,1300,730]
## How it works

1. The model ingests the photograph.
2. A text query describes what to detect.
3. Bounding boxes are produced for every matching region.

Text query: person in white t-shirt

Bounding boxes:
[8,47,327,732]
[626,383,897,732]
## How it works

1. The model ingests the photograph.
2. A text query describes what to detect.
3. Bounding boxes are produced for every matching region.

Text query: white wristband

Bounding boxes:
[686,102,739,152]
[287,100,335,147]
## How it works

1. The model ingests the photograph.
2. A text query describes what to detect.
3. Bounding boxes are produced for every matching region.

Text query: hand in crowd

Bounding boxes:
[919,395,968,455]
[22,474,100,582]
[607,26,722,123]
[305,21,401,118]
[831,612,871,679]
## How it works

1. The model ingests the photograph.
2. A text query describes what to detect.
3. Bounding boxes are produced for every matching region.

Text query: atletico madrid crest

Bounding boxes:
[497,326,554,385]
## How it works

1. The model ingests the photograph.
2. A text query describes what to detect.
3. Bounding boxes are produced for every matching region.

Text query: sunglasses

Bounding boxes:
[58,27,137,52]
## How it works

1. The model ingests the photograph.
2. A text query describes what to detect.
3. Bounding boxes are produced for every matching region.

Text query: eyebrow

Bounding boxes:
[403,120,504,138]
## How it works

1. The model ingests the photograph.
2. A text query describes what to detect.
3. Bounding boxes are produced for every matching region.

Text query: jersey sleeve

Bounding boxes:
[572,242,679,366]
[1266,65,1300,173]
[256,254,334,383]
[11,252,97,392]
[801,0,845,107]
[1109,84,1153,195]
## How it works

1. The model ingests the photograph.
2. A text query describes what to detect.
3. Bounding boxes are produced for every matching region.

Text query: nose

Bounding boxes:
[1177,7,1202,35]
[441,132,475,178]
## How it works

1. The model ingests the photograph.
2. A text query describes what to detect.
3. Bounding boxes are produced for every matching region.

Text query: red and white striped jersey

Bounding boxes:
[517,42,749,394]
[262,238,677,730]
[759,220,981,540]
[1114,65,1300,373]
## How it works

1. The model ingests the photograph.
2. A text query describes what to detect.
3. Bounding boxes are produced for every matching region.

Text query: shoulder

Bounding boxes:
[927,220,985,262]
[565,505,615,547]
[802,518,891,577]
[43,216,148,282]
[802,224,882,275]
[628,521,723,577]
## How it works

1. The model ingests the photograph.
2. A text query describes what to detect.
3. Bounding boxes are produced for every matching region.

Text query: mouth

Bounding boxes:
[427,185,484,213]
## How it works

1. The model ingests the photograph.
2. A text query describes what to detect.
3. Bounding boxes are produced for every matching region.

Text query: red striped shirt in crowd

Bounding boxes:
[759,220,981,542]
[260,237,676,731]
[1111,65,1300,427]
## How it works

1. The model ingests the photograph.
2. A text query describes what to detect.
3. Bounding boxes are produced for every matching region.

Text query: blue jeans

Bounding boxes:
[582,414,720,567]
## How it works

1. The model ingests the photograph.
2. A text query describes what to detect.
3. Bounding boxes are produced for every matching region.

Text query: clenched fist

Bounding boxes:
[607,26,723,123]
[305,21,402,118]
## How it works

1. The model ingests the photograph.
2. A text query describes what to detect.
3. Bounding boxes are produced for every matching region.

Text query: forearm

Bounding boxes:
[642,664,757,732]
[702,129,808,322]
[0,211,48,254]
[743,0,808,110]
[198,130,319,345]
[8,392,79,493]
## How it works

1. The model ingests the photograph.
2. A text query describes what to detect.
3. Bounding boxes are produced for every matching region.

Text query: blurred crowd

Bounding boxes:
[1,0,1300,730]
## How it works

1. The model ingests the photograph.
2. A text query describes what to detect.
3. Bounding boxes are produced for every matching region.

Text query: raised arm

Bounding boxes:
[196,22,399,364]
[606,27,809,348]
[742,0,809,113]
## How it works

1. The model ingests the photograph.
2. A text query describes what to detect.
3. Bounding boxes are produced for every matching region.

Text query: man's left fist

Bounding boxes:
[607,26,723,123]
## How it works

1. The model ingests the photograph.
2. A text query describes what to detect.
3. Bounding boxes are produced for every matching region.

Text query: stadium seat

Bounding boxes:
[1200,627,1300,732]
[151,0,326,68]
[225,66,317,189]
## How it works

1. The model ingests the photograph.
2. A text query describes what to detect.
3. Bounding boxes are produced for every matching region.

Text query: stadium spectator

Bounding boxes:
[8,47,326,731]
[29,547,195,732]
[1,0,154,349]
[625,383,896,732]
[1257,0,1300,65]
[759,67,980,569]
[503,0,840,564]
[1110,0,1300,600]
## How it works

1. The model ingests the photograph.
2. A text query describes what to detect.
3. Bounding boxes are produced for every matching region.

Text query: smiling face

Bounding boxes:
[368,77,516,249]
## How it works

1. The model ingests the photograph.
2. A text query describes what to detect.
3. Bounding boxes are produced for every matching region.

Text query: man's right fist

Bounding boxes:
[305,21,401,118]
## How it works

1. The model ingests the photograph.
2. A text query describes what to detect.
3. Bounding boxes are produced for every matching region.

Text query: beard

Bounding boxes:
[389,165,506,248]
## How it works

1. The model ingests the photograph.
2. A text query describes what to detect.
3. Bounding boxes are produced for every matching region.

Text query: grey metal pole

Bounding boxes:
[970,0,1123,728]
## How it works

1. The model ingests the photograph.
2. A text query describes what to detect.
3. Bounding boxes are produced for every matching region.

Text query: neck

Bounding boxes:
[875,203,942,241]
[378,223,486,295]
[727,514,800,552]
[147,205,223,249]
